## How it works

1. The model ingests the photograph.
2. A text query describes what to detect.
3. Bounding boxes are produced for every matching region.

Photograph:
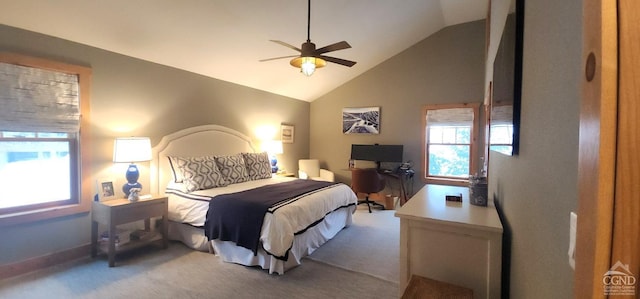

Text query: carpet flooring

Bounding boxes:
[308,208,400,283]
[0,209,400,299]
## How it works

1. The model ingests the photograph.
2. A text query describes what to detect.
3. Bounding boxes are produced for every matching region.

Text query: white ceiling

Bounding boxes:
[0,0,487,102]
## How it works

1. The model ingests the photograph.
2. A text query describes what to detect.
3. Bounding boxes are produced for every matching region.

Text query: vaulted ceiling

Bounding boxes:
[0,0,487,102]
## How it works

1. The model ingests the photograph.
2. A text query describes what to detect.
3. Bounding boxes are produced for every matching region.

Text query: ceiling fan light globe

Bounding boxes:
[301,61,315,76]
[290,56,326,76]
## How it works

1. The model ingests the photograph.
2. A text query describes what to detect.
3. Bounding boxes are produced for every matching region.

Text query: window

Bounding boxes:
[0,132,77,212]
[0,53,91,226]
[489,105,514,155]
[422,103,480,186]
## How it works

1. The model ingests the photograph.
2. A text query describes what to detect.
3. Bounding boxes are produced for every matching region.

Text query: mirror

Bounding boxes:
[488,0,523,156]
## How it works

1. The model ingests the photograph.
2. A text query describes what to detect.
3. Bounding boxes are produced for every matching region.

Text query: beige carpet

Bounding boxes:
[0,208,400,299]
[307,207,400,283]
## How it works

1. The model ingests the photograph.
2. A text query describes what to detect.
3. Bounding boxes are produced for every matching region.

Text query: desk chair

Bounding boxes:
[351,168,386,213]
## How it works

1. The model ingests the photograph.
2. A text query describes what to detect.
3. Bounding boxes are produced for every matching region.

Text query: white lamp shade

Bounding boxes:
[260,140,283,155]
[113,137,152,163]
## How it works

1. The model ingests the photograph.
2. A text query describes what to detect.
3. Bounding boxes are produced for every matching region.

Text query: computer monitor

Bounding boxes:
[350,144,403,169]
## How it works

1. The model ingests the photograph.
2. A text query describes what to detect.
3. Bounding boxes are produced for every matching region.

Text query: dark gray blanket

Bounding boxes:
[203,179,337,257]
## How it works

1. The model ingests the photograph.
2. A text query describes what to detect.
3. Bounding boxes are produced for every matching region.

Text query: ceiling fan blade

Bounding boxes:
[315,41,352,55]
[269,40,301,52]
[259,55,299,62]
[319,55,357,67]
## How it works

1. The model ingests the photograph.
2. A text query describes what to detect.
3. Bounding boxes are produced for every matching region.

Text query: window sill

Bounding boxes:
[0,201,90,227]
[424,177,469,187]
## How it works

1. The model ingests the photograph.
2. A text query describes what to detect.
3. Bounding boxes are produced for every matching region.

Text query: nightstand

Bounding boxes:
[276,172,296,177]
[91,195,168,267]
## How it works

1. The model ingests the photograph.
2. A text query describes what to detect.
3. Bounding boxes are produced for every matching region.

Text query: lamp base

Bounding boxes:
[123,163,142,197]
[270,155,278,173]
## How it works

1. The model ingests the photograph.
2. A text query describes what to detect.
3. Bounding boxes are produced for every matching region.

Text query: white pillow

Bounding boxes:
[166,181,189,194]
[167,156,184,183]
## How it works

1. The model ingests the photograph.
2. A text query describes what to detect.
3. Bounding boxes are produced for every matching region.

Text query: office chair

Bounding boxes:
[351,168,386,213]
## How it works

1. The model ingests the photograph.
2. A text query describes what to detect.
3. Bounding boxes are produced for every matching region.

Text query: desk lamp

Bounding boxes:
[113,137,152,197]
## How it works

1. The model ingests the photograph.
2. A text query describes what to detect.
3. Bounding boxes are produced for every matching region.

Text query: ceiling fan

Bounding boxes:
[260,0,356,76]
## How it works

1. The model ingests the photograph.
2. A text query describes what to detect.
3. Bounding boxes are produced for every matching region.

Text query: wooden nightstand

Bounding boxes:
[276,172,296,177]
[91,195,168,267]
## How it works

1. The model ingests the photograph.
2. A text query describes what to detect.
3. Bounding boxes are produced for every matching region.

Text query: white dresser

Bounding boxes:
[395,184,503,299]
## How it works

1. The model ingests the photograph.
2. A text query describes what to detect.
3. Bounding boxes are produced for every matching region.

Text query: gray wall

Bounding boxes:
[489,0,582,297]
[0,25,309,265]
[310,20,487,191]
[311,0,583,295]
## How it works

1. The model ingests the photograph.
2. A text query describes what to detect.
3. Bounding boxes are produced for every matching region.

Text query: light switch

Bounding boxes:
[568,212,577,270]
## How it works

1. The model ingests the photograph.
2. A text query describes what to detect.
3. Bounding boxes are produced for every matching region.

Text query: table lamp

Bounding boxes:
[261,140,283,173]
[113,137,152,197]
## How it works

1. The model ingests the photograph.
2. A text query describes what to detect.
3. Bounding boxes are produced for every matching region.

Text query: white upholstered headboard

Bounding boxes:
[150,125,257,195]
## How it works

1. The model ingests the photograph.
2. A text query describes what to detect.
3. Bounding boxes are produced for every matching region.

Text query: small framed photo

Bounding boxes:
[96,178,117,201]
[281,124,294,144]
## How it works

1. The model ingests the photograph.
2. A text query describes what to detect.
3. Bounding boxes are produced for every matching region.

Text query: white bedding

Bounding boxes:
[151,124,358,274]
[165,176,358,258]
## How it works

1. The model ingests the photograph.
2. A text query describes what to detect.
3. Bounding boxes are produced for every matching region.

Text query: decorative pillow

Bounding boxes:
[167,156,184,183]
[215,154,250,184]
[242,152,272,180]
[171,156,228,192]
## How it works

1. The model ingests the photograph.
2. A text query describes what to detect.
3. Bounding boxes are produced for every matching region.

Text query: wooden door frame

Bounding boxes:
[575,0,617,297]
[611,0,640,294]
[576,0,640,297]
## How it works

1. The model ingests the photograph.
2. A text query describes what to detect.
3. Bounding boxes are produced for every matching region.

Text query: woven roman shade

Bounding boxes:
[490,105,514,125]
[0,62,80,133]
[426,107,474,126]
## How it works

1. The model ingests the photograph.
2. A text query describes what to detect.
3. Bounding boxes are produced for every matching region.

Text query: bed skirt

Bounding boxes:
[167,205,355,274]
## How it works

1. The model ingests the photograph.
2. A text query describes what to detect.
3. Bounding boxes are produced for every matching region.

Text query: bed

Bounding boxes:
[150,125,358,274]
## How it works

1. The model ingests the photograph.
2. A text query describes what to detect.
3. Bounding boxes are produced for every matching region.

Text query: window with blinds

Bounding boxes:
[422,103,480,185]
[489,104,514,155]
[0,54,90,224]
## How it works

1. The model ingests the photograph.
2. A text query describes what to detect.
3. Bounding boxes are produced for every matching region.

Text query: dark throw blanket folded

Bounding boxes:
[203,179,338,256]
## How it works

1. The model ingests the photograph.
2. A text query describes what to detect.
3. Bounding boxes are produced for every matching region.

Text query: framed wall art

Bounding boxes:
[281,124,294,143]
[342,107,380,134]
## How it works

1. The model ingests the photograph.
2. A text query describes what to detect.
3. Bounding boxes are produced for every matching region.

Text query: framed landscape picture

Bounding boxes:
[342,107,380,134]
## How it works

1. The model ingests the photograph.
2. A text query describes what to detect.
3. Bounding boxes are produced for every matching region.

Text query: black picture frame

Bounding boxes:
[512,0,524,155]
[489,0,524,156]
[342,107,380,134]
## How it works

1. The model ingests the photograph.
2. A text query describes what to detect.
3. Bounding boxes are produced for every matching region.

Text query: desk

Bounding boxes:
[349,168,413,209]
[379,169,413,206]
[395,184,503,298]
